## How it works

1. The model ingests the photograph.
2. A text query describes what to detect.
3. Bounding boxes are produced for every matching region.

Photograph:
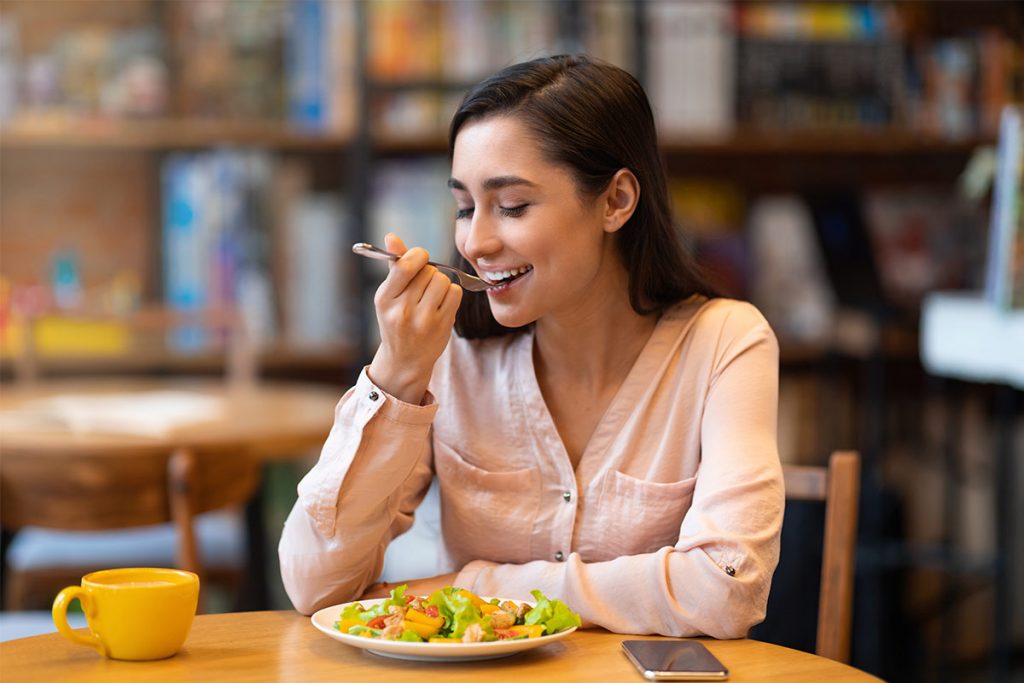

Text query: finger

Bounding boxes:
[440,282,463,318]
[399,261,437,303]
[419,270,454,308]
[378,248,430,299]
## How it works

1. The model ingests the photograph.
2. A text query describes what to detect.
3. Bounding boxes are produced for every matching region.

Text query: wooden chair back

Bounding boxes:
[0,443,261,601]
[782,450,861,663]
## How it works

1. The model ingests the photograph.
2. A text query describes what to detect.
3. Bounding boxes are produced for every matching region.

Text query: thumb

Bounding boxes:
[384,233,408,257]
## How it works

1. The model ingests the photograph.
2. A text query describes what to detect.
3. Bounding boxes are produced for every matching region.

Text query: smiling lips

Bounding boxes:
[480,265,533,288]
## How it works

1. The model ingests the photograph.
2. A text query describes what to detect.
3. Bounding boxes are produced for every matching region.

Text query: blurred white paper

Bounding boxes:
[5,391,223,437]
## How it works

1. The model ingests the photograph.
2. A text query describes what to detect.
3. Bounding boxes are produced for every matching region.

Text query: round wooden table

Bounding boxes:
[0,378,341,460]
[0,611,882,682]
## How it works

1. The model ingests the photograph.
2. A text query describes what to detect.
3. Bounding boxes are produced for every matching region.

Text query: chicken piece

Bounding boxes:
[489,610,515,630]
[501,600,531,622]
[381,624,404,640]
[461,623,486,643]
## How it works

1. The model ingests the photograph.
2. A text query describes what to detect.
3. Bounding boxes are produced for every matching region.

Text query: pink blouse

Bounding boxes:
[279,297,783,638]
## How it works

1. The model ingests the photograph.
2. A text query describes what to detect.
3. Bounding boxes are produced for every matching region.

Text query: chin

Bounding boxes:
[490,306,537,330]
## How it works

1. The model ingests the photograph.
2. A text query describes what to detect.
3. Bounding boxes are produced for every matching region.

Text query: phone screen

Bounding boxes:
[621,640,729,681]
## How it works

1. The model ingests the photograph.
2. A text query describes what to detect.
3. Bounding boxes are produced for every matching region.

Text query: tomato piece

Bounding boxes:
[366,616,387,629]
[404,594,416,604]
[425,605,439,618]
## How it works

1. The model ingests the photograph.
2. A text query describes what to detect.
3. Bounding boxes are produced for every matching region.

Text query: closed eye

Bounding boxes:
[499,204,528,218]
[456,207,474,220]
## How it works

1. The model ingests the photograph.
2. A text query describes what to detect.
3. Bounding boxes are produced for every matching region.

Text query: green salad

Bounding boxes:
[334,585,581,643]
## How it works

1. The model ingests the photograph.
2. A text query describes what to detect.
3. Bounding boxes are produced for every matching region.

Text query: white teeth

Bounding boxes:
[482,265,532,283]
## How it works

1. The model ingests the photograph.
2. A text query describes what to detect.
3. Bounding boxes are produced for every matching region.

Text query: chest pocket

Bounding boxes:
[575,469,696,562]
[434,440,539,567]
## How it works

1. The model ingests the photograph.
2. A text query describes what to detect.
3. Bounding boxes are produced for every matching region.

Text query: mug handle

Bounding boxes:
[52,586,104,655]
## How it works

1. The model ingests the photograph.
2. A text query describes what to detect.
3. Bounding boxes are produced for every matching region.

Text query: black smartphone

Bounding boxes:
[621,640,730,681]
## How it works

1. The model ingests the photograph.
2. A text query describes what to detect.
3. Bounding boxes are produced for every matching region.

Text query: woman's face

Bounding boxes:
[450,115,616,329]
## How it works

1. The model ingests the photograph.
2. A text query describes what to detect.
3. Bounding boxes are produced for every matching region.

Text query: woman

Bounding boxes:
[279,55,783,638]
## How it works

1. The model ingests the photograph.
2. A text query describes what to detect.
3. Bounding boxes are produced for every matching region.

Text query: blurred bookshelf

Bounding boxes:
[2,0,1018,381]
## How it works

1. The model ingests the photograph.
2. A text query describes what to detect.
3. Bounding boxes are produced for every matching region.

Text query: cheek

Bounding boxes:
[453,226,468,257]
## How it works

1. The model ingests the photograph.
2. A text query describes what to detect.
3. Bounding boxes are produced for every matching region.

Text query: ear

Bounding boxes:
[601,168,640,234]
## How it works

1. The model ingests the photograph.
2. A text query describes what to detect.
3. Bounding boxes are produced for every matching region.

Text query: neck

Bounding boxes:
[533,267,657,390]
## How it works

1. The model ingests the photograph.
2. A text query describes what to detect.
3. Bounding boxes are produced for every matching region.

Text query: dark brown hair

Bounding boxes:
[449,54,717,339]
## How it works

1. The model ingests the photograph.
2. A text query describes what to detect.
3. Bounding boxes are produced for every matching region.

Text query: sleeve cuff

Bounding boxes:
[354,366,438,425]
[454,560,496,592]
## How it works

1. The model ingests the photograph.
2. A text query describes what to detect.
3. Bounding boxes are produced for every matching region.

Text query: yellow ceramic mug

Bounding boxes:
[52,567,199,660]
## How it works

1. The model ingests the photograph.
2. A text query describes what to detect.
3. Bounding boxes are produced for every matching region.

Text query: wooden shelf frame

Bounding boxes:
[0,118,352,151]
[1,117,993,157]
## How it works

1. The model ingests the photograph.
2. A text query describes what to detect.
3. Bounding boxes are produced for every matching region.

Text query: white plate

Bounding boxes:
[310,597,577,662]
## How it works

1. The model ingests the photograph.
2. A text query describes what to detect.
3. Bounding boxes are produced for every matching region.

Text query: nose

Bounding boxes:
[459,213,501,262]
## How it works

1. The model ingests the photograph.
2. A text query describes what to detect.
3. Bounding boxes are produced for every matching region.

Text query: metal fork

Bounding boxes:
[351,243,495,292]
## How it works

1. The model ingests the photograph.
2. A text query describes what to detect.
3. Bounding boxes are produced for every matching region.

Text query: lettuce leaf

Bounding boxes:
[523,590,582,635]
[340,584,409,624]
[340,602,371,623]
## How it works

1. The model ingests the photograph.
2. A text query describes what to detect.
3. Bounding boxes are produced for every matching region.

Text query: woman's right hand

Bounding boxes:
[367,233,463,405]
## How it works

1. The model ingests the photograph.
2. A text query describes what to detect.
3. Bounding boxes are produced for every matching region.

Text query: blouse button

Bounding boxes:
[725,565,736,577]
[562,491,572,502]
[368,391,380,401]
[554,551,565,562]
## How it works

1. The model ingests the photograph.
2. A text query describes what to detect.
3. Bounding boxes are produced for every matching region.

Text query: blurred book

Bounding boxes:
[583,1,637,74]
[669,179,748,298]
[365,158,454,344]
[370,158,454,262]
[369,0,441,81]
[805,192,886,314]
[647,1,734,138]
[983,105,1023,309]
[163,150,321,352]
[172,0,284,119]
[282,195,347,347]
[441,0,494,82]
[921,38,977,139]
[748,196,836,344]
[736,2,900,132]
[286,0,356,134]
[0,16,18,122]
[864,188,977,309]
[369,0,560,139]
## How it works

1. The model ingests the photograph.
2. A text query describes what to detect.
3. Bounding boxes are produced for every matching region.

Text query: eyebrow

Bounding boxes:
[447,175,538,191]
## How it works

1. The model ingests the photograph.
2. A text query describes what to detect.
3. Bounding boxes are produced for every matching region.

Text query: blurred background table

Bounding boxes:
[0,611,883,682]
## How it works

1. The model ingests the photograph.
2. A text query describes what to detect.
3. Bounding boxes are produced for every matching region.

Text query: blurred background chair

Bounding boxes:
[1,444,260,611]
[755,451,861,663]
[1,305,259,611]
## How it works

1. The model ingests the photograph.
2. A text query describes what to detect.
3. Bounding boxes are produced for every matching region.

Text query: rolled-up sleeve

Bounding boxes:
[278,367,437,614]
[455,312,783,638]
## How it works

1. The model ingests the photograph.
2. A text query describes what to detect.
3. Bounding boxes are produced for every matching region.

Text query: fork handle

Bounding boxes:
[352,242,401,262]
[352,242,450,270]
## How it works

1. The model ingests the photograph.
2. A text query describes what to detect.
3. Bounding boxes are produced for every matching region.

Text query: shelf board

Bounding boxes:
[659,129,994,156]
[0,341,360,375]
[373,129,993,157]
[0,118,352,150]
[1,119,992,156]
